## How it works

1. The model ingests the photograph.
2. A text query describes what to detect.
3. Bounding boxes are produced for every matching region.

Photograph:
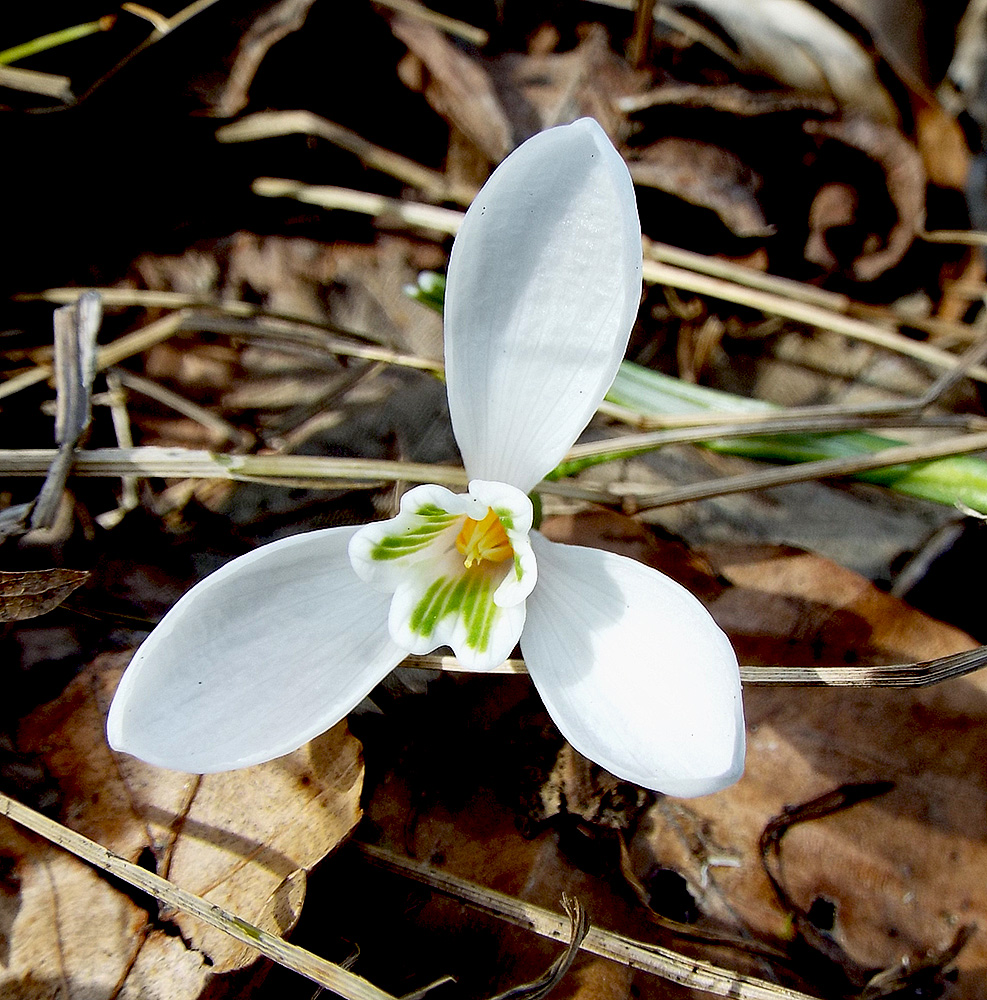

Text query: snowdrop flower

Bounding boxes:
[107,118,744,797]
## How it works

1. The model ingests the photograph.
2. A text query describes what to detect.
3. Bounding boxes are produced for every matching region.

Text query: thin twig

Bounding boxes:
[110,368,251,447]
[216,111,476,204]
[563,412,987,466]
[0,310,189,400]
[640,259,987,384]
[404,647,987,687]
[369,0,489,46]
[252,179,466,234]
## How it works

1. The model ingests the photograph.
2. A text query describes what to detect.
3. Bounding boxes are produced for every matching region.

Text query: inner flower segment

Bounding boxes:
[455,509,513,568]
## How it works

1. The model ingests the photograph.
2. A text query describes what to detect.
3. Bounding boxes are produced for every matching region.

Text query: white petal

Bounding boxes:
[106,526,406,772]
[521,533,745,797]
[445,117,642,493]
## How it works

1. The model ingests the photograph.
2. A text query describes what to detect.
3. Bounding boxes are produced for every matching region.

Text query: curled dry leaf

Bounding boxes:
[2,653,363,998]
[392,15,512,164]
[392,19,639,163]
[487,26,644,141]
[0,568,90,623]
[628,137,774,239]
[805,116,926,280]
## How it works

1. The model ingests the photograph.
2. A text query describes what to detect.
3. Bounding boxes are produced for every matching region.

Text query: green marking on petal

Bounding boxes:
[463,576,495,653]
[405,568,501,654]
[416,504,455,518]
[409,576,448,634]
[370,515,457,560]
[493,508,514,531]
[446,575,470,616]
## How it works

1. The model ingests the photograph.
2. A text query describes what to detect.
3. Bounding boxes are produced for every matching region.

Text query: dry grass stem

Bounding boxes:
[624,430,987,509]
[369,0,489,46]
[0,447,471,489]
[252,179,466,234]
[405,647,987,687]
[640,260,987,383]
[0,310,190,400]
[216,111,476,203]
[356,842,819,1000]
[565,412,987,464]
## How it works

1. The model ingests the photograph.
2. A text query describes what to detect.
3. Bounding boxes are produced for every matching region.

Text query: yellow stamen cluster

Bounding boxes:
[455,509,513,568]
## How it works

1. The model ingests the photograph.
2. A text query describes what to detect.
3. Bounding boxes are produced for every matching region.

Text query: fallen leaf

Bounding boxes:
[805,116,925,280]
[633,541,986,996]
[488,26,644,140]
[2,653,364,996]
[392,15,512,164]
[629,137,773,239]
[393,20,642,164]
[0,568,90,623]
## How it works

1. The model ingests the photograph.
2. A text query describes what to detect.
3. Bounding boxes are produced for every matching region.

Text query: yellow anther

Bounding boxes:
[455,509,513,568]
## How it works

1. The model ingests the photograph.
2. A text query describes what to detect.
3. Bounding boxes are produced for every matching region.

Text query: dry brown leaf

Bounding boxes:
[393,20,642,165]
[488,26,644,141]
[633,542,986,996]
[3,653,363,996]
[915,102,971,191]
[663,0,899,123]
[0,568,90,623]
[0,813,210,1000]
[805,116,925,280]
[392,15,512,164]
[628,138,773,239]
[702,541,976,665]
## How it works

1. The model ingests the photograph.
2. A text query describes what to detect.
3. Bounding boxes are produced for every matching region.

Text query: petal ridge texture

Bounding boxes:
[522,532,745,797]
[107,526,405,772]
[444,117,643,493]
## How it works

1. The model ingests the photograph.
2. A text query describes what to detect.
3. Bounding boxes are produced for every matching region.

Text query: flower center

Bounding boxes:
[455,509,513,568]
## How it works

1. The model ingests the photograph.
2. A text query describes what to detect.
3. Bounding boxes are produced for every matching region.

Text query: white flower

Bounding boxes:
[107,118,745,797]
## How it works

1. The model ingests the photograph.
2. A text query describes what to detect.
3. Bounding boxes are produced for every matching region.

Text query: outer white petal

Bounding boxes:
[107,526,406,773]
[445,117,642,493]
[521,533,744,797]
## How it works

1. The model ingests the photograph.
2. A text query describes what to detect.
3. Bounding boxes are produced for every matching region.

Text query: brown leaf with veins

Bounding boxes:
[2,653,363,997]
[633,541,986,995]
[0,568,90,623]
